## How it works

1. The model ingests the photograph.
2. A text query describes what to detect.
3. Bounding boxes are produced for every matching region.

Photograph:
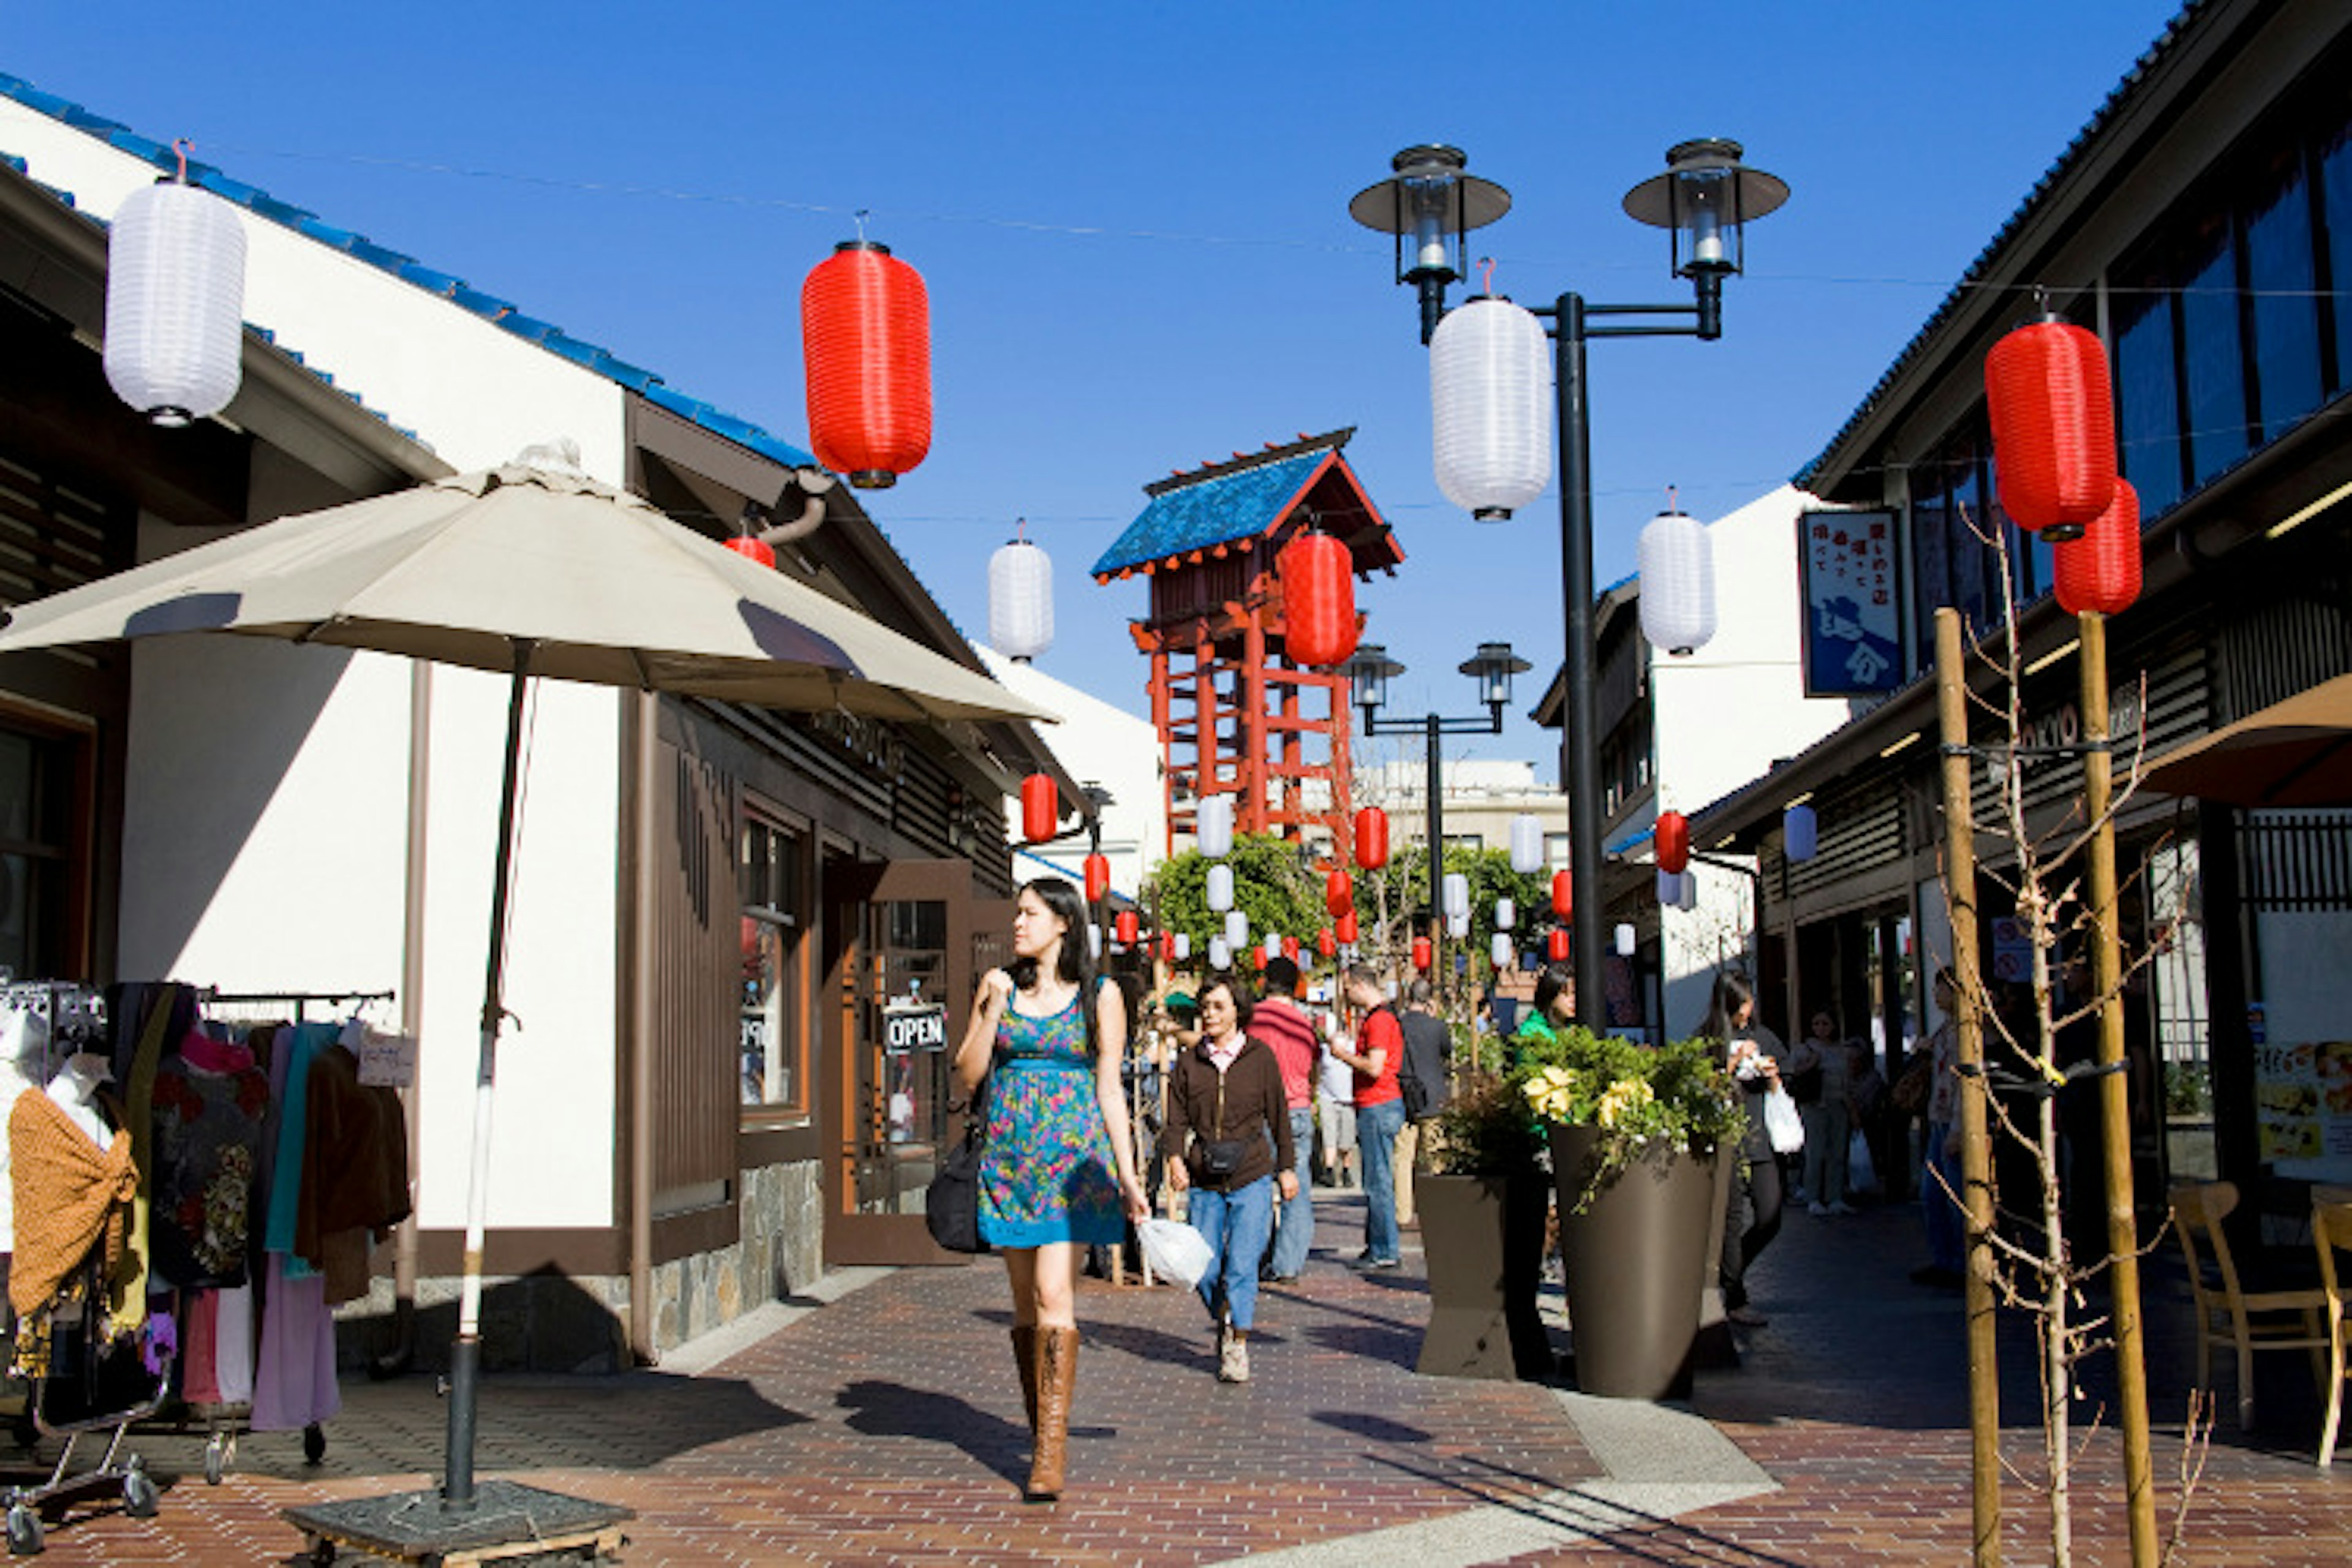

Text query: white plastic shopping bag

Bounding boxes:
[1848,1128,1879,1195]
[1763,1085,1805,1155]
[1137,1217,1213,1289]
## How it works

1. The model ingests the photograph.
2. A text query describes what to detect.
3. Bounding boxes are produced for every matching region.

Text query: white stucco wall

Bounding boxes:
[4,103,628,1232]
[979,650,1164,902]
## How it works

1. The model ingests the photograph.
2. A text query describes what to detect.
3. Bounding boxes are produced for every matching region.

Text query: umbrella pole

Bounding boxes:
[443,639,534,1512]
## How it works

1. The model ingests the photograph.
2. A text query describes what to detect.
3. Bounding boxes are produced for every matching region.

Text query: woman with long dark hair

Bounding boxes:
[1703,970,1787,1328]
[951,878,1148,1501]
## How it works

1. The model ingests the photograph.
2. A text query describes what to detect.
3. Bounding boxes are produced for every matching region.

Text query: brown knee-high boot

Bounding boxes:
[1009,1325,1039,1431]
[1025,1325,1080,1501]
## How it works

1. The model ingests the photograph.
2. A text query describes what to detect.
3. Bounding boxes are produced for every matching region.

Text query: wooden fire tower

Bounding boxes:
[1091,429,1404,858]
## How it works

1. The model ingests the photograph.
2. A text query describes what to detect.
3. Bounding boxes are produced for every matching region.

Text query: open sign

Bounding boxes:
[884,1004,947,1055]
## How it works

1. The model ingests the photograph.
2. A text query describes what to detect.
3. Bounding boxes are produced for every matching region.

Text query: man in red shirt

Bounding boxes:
[1330,963,1404,1269]
[1251,956,1322,1283]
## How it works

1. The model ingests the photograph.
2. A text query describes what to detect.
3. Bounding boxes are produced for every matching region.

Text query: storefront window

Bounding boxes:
[739,816,807,1117]
[0,726,75,982]
[2180,212,2250,488]
[2114,270,2184,518]
[2244,143,2322,441]
[2323,119,2352,398]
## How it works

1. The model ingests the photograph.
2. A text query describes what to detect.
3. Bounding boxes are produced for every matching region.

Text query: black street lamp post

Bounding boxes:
[1350,140,1787,1025]
[1342,640,1529,946]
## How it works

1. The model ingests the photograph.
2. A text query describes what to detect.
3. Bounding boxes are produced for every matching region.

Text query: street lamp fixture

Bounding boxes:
[1342,639,1525,947]
[1349,139,1788,1026]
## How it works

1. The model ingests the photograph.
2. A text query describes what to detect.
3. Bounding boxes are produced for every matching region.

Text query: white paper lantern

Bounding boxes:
[1224,910,1249,949]
[1494,897,1515,932]
[1430,295,1550,521]
[1208,936,1231,969]
[1172,931,1191,961]
[1508,813,1544,874]
[1261,939,1278,965]
[1205,862,1234,913]
[1637,507,1717,655]
[1784,802,1819,863]
[1447,911,1470,940]
[1442,872,1470,921]
[1087,924,1102,958]
[1490,932,1514,970]
[1614,923,1637,958]
[1677,869,1700,911]
[1197,795,1234,859]
[1656,869,1684,905]
[987,535,1053,661]
[105,179,248,426]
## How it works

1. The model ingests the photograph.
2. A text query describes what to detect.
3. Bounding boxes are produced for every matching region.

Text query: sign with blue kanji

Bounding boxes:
[1798,508,1903,695]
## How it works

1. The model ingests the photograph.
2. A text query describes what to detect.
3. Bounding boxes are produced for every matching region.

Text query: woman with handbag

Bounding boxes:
[951,877,1148,1501]
[1703,971,1787,1329]
[1160,974,1296,1384]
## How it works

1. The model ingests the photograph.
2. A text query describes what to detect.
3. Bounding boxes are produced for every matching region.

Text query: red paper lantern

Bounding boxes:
[2054,478,2141,617]
[1411,936,1433,972]
[1985,315,2116,540]
[1550,869,1573,920]
[1656,811,1690,876]
[1115,909,1139,946]
[1547,927,1570,963]
[724,535,775,569]
[1020,774,1056,843]
[1317,929,1336,959]
[1336,910,1359,946]
[1278,531,1358,668]
[1354,807,1389,870]
[1083,853,1111,904]
[1158,932,1175,963]
[1325,870,1354,919]
[802,241,932,490]
[1281,934,1300,960]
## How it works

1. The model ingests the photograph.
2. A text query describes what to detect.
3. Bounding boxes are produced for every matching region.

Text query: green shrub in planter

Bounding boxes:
[1517,1028,1742,1212]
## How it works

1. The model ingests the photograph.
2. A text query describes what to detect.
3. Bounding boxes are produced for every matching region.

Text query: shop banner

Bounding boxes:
[1798,508,1902,696]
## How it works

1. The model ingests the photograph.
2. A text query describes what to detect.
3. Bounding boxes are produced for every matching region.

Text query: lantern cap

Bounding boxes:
[832,239,894,257]
[1348,145,1512,239]
[1621,138,1790,230]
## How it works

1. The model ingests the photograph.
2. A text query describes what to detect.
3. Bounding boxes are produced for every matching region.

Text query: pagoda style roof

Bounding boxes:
[1090,429,1404,582]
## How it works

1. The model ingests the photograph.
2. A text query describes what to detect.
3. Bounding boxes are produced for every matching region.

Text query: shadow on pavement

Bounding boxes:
[837,1379,1032,1486]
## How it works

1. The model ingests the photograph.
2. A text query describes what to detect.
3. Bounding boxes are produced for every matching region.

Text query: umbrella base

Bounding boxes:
[283,1480,631,1565]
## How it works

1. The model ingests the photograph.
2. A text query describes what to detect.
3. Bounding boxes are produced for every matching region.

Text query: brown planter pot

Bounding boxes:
[1549,1123,1719,1400]
[1413,1171,1554,1381]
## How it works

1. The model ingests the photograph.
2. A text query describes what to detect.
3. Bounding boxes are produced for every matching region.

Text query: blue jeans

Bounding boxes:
[1923,1120,1964,1272]
[1189,1175,1275,1330]
[1356,1098,1406,1263]
[1268,1107,1316,1279]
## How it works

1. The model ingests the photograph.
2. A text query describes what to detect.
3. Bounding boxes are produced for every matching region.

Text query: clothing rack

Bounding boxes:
[198,989,395,1023]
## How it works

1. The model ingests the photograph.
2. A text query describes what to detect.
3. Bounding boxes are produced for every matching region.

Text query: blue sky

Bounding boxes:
[6,1,2184,778]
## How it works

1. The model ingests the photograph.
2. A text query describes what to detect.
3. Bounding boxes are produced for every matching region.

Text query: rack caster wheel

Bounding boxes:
[203,1431,230,1486]
[122,1466,159,1520]
[6,1501,40,1556]
[302,1423,326,1465]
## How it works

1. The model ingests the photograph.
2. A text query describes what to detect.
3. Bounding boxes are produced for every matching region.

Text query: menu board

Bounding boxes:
[2255,1039,2352,1175]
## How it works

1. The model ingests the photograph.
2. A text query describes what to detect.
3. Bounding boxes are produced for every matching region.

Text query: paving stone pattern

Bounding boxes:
[15,1191,2352,1564]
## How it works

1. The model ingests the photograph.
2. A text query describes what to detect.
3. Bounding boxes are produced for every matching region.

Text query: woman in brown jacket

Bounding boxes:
[1160,974,1296,1383]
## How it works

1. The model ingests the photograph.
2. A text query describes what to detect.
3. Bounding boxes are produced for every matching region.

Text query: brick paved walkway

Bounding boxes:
[11,1188,2352,1564]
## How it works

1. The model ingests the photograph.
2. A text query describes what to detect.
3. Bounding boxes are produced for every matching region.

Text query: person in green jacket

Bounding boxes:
[1508,967,1570,1071]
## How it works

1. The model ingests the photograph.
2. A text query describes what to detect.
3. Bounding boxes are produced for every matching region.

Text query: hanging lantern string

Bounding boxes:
[173,137,191,184]
[1666,484,1679,515]
[1477,256,1497,298]
[854,207,870,244]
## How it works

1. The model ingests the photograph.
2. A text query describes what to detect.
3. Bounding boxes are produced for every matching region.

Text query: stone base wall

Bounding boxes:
[331,1158,825,1374]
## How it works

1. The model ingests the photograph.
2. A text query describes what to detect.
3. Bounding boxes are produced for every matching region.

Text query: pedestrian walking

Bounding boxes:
[1797,1008,1856,1215]
[1910,967,1965,1288]
[1392,978,1452,1229]
[1508,966,1570,1072]
[1161,975,1295,1382]
[1250,956,1322,1284]
[1329,963,1404,1270]
[1316,1013,1357,1189]
[951,877,1148,1501]
[1705,970,1787,1328]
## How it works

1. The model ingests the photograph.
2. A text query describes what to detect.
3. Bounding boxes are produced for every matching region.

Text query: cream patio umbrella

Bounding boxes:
[0,457,1054,1539]
[2142,671,2352,808]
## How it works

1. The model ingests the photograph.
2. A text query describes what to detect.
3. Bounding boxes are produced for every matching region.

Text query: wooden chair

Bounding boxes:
[2169,1181,2328,1430]
[2315,1200,2352,1466]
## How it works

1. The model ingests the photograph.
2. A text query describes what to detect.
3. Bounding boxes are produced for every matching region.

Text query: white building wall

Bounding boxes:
[979,650,1164,902]
[4,104,628,1231]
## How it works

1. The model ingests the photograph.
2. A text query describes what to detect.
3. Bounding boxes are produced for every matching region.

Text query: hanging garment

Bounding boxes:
[213,1283,255,1406]
[180,1287,222,1404]
[296,1038,411,1271]
[249,1254,338,1432]
[148,1041,270,1289]
[263,1023,331,1278]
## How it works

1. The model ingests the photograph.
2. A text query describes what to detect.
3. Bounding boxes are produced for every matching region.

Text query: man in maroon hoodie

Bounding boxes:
[1252,957,1323,1283]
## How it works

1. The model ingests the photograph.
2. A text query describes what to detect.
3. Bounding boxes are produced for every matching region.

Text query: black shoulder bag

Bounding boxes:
[926,1077,992,1254]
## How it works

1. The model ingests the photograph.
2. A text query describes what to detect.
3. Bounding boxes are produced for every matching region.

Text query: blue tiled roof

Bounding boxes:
[1793,1,2205,489]
[1091,449,1330,578]
[0,70,819,473]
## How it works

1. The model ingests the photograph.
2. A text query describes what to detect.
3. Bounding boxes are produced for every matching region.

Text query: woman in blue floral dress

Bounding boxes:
[952,877,1146,1502]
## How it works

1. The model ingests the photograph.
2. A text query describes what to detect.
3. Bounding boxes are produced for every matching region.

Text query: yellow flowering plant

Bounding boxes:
[1517,1027,1743,1212]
